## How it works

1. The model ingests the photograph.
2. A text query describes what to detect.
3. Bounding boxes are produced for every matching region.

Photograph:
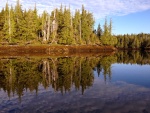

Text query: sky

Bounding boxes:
[0,0,150,35]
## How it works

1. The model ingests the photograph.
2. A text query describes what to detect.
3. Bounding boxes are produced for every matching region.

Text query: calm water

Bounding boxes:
[0,51,150,113]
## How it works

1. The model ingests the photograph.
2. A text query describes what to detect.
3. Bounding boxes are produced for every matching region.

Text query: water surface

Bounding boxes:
[0,51,150,113]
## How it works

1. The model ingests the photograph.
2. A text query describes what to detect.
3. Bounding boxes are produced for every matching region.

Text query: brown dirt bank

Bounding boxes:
[0,45,116,57]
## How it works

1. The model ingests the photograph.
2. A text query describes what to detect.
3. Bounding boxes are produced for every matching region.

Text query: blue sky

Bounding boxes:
[0,0,150,34]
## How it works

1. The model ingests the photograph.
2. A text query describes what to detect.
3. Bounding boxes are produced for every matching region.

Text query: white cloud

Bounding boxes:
[0,0,150,19]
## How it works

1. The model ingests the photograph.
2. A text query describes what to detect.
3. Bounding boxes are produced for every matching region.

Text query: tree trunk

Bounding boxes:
[80,19,82,44]
[46,15,50,41]
[9,9,11,43]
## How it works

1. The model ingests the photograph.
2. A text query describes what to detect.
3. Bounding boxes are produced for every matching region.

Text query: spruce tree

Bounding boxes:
[2,2,9,42]
[0,8,5,41]
[8,6,15,43]
[24,9,35,42]
[81,5,94,44]
[86,12,95,44]
[73,9,81,44]
[81,5,89,44]
[2,3,15,43]
[32,4,39,41]
[58,7,74,45]
[23,6,39,43]
[14,0,26,43]
[97,23,102,40]
[101,18,109,45]
[101,18,117,46]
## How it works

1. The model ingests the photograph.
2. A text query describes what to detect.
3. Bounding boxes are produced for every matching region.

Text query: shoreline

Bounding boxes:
[0,45,149,57]
[0,45,116,53]
[0,45,116,57]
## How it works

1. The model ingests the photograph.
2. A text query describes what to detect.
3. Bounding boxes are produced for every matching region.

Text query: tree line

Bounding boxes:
[0,0,118,46]
[0,0,149,49]
[115,33,150,49]
[0,0,99,45]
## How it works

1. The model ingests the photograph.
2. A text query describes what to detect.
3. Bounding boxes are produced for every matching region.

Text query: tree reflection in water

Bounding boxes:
[0,51,150,100]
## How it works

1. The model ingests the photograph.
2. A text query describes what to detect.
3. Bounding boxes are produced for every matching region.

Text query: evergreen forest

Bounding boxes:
[0,0,150,49]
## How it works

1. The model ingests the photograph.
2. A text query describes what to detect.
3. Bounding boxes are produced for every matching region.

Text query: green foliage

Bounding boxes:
[2,4,15,42]
[97,23,102,40]
[23,8,39,41]
[0,1,45,44]
[101,18,117,46]
[58,7,75,45]
[2,3,9,41]
[116,35,124,48]
[73,10,81,44]
[13,0,27,42]
[0,1,149,48]
[0,8,5,39]
[116,33,150,49]
[81,5,95,44]
[0,2,96,45]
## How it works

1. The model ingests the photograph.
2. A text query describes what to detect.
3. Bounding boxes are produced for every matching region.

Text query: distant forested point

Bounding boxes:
[0,0,150,49]
[116,33,150,50]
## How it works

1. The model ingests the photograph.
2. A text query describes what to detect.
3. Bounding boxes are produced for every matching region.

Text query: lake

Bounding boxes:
[0,51,150,113]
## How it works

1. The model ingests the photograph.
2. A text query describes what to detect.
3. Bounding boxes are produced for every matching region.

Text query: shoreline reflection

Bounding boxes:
[0,51,150,99]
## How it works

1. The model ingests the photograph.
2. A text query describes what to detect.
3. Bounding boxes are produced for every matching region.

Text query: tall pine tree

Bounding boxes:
[81,5,94,44]
[0,8,5,41]
[73,9,81,44]
[14,0,26,43]
[58,7,74,45]
[3,3,15,43]
[97,23,102,40]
